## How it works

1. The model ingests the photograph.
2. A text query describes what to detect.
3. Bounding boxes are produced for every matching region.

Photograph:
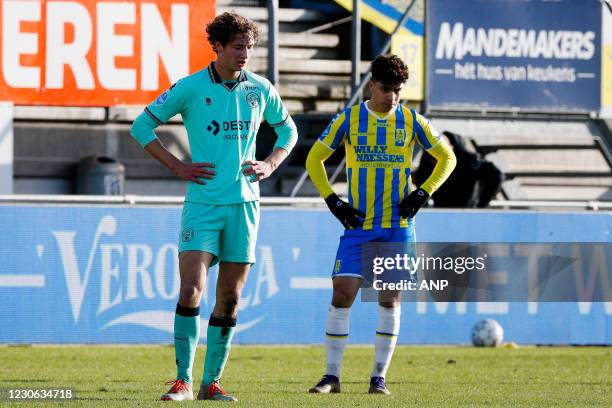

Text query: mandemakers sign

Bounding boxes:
[426,0,601,112]
[0,0,215,106]
[435,24,596,62]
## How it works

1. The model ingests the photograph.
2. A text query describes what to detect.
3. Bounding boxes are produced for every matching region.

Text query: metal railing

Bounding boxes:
[1,194,610,210]
[267,0,279,87]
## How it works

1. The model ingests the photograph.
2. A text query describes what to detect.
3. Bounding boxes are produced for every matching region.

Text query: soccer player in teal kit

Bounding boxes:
[130,12,297,401]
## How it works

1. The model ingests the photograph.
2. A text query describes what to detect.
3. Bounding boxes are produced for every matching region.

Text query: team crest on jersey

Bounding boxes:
[205,97,213,105]
[395,129,407,146]
[246,92,259,108]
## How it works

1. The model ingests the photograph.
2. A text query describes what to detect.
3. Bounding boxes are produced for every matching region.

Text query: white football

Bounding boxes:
[471,319,504,347]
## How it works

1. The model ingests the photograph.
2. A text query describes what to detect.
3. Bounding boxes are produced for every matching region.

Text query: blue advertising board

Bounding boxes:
[0,205,610,344]
[426,0,601,112]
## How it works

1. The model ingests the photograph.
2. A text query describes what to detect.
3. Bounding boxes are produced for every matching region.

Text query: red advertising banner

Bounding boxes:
[0,0,216,106]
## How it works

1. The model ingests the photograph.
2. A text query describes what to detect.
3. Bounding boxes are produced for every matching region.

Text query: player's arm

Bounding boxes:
[305,112,365,229]
[142,140,215,185]
[242,147,289,182]
[400,112,457,218]
[418,142,456,195]
[243,83,298,182]
[305,140,335,199]
[130,82,215,184]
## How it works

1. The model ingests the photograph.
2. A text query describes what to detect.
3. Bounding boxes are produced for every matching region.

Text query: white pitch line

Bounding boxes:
[0,275,45,287]
[290,277,332,289]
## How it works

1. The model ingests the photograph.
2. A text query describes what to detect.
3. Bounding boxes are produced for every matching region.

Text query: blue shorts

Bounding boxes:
[332,227,416,281]
[178,201,259,265]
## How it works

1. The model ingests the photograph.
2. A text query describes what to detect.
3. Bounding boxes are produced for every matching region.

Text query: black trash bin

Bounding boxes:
[76,155,125,195]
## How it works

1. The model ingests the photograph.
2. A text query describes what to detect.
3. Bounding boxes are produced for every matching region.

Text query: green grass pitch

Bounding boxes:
[1,345,610,407]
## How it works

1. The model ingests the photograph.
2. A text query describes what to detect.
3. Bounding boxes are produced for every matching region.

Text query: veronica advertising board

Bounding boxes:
[426,0,601,112]
[0,205,610,345]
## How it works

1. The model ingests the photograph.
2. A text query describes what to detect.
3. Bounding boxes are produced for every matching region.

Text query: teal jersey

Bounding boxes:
[131,63,297,204]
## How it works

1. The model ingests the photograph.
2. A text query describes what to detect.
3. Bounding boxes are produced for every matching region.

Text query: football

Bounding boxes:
[471,319,504,347]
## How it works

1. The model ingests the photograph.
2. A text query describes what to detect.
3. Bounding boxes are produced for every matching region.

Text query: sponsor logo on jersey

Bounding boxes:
[222,120,257,131]
[354,145,404,163]
[208,120,258,140]
[206,120,220,136]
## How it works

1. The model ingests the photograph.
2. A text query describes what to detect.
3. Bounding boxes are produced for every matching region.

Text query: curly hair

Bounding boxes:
[206,12,260,50]
[370,54,409,85]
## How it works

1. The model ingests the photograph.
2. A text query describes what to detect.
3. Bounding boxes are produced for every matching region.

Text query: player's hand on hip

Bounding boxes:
[399,187,429,218]
[324,193,366,229]
[173,161,215,185]
[242,160,272,182]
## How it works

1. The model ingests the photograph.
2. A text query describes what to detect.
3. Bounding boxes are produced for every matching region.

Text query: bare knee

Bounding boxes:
[331,277,361,308]
[331,289,356,308]
[215,290,240,318]
[177,251,210,308]
[179,283,204,308]
[378,301,400,309]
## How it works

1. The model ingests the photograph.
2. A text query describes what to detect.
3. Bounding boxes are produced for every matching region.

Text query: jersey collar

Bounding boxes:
[364,100,398,121]
[208,62,248,91]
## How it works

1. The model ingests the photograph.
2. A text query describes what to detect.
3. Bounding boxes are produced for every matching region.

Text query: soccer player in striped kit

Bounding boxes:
[306,54,456,395]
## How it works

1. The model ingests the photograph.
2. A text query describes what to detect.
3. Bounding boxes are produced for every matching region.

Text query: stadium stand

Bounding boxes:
[427,115,612,202]
[11,0,612,205]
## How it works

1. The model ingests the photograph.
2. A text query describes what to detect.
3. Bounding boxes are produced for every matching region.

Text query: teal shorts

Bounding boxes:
[179,201,260,265]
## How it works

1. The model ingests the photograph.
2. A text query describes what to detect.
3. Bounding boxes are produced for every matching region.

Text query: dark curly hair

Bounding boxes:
[370,54,409,86]
[206,12,259,50]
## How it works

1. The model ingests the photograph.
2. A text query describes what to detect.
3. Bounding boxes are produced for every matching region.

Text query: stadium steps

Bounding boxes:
[509,176,612,201]
[12,122,191,194]
[205,2,364,194]
[428,116,612,202]
[12,0,359,195]
[220,3,367,117]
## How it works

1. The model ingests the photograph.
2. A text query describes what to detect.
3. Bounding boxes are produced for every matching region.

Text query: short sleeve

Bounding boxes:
[263,83,290,128]
[410,109,441,150]
[143,80,188,125]
[318,110,349,150]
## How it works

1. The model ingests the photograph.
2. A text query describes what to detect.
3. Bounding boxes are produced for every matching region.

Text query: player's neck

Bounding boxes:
[366,100,393,115]
[214,61,241,81]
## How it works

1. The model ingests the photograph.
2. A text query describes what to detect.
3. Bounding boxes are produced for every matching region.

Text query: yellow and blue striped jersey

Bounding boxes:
[318,102,441,230]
